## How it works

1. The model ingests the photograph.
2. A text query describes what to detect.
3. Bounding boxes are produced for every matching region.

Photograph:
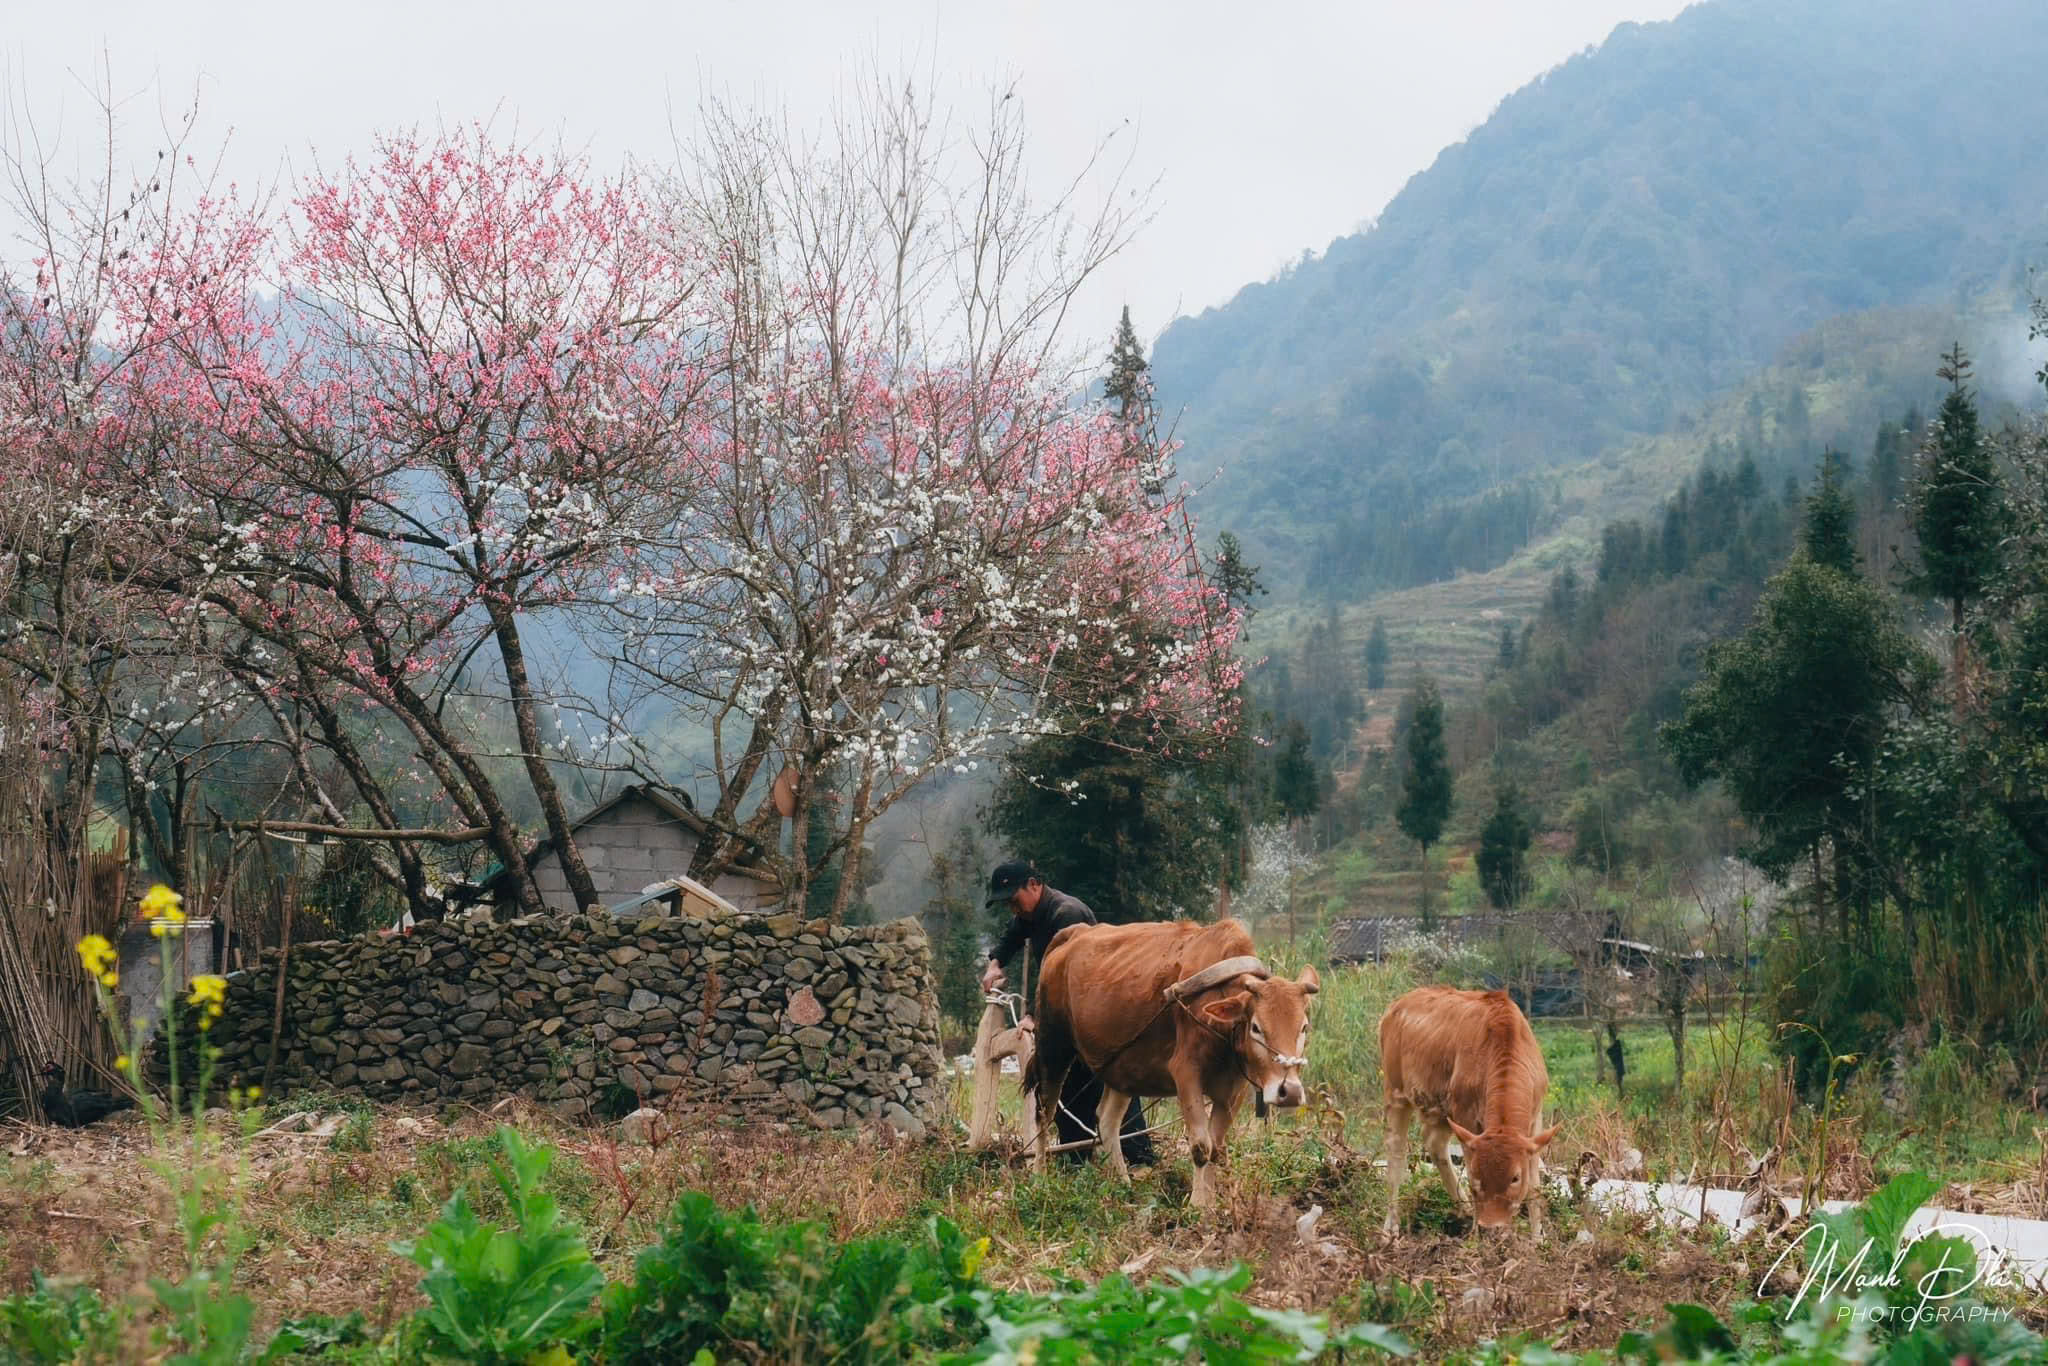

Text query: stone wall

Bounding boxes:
[160,907,945,1132]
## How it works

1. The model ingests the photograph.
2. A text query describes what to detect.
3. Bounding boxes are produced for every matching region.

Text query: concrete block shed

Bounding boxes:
[478,784,782,915]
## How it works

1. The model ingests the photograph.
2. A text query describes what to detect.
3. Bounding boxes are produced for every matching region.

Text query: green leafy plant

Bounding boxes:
[0,1273,123,1364]
[249,1311,374,1363]
[957,1263,1412,1364]
[598,1191,985,1364]
[393,1126,605,1364]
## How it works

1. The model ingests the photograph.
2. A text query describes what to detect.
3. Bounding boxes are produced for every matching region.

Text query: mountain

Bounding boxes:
[1154,0,2048,598]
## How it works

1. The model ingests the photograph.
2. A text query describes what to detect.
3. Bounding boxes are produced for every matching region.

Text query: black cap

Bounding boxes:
[985,858,1039,907]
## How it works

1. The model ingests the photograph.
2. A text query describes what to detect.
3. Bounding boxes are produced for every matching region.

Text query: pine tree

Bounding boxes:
[1497,623,1517,672]
[921,823,993,1027]
[1364,616,1391,692]
[1104,305,1149,423]
[1662,559,1932,926]
[1734,449,1763,504]
[1660,496,1689,577]
[1871,419,1906,512]
[1272,720,1321,825]
[1910,346,2006,655]
[1802,448,1859,575]
[1103,306,1162,491]
[1396,677,1454,923]
[1210,532,1267,638]
[1476,781,1534,909]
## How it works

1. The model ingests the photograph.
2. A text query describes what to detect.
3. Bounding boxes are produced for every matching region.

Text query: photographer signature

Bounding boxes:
[1764,1221,2022,1321]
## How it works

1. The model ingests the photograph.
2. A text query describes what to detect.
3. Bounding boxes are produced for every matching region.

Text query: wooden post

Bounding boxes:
[261,897,295,1096]
[967,999,1036,1151]
[967,999,1006,1149]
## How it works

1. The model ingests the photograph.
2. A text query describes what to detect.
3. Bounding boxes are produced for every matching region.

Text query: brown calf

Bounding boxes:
[1379,986,1557,1233]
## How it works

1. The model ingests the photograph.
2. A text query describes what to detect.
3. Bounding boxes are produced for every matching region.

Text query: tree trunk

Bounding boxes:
[488,604,599,914]
[265,679,438,920]
[784,764,816,915]
[689,694,786,881]
[829,754,878,925]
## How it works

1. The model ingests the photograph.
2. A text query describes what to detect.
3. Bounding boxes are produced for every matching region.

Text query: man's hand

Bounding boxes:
[1019,1013,1035,1033]
[980,960,1005,993]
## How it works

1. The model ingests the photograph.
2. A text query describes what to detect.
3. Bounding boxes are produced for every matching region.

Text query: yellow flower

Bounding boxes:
[962,1234,991,1280]
[142,884,187,937]
[76,934,117,979]
[114,1054,130,1072]
[244,1086,262,1102]
[187,974,227,1029]
[99,971,118,988]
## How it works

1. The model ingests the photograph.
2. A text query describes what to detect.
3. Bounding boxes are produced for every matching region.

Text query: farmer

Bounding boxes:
[980,859,1156,1167]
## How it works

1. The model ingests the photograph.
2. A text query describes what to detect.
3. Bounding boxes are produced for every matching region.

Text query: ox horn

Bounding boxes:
[1164,955,1270,1002]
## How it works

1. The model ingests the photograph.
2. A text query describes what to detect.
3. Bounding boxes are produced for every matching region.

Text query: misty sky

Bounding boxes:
[7,0,1691,351]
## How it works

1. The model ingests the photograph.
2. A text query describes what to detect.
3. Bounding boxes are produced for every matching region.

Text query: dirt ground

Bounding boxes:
[0,1098,1836,1358]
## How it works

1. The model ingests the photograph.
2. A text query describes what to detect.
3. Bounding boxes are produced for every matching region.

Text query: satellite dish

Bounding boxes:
[770,766,799,819]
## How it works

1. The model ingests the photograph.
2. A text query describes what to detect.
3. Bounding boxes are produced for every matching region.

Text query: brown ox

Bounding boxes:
[1379,986,1556,1234]
[1032,917,1320,1208]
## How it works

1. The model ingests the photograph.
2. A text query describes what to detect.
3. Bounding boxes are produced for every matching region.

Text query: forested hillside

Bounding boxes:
[1154,0,2048,597]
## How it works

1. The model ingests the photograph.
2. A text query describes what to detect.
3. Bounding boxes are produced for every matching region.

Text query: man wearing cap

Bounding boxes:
[980,859,1155,1167]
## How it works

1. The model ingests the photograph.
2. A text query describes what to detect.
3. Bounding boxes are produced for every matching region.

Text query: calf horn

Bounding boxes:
[1164,955,1270,1001]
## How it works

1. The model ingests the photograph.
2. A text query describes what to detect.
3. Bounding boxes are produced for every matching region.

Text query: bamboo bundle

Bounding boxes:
[0,683,131,1115]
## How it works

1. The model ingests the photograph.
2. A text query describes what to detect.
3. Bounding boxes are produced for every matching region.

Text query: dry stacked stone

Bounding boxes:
[159,908,945,1133]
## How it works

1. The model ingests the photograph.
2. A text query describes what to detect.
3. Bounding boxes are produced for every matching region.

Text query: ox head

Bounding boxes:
[1197,965,1320,1111]
[1447,1117,1558,1229]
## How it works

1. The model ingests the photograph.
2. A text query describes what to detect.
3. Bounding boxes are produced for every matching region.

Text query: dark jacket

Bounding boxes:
[989,886,1097,972]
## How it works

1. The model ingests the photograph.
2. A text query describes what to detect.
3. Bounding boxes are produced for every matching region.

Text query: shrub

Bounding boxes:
[959,1263,1412,1363]
[393,1127,605,1364]
[597,1192,984,1364]
[0,1274,122,1364]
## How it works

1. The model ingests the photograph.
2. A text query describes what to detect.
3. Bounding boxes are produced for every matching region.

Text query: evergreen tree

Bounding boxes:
[1103,306,1163,491]
[1546,565,1581,622]
[1104,305,1149,422]
[990,308,1239,918]
[1734,449,1763,504]
[1910,346,2006,644]
[1272,720,1321,824]
[921,822,993,1027]
[1497,623,1518,671]
[1475,781,1534,909]
[1210,532,1267,636]
[1662,559,1932,906]
[988,711,1238,922]
[1871,418,1907,511]
[1660,497,1689,577]
[1802,448,1859,574]
[1396,676,1454,864]
[1364,616,1391,692]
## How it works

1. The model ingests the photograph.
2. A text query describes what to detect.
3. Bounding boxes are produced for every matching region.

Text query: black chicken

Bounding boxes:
[37,1062,135,1128]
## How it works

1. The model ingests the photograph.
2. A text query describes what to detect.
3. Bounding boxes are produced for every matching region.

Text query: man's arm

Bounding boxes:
[983,916,1028,991]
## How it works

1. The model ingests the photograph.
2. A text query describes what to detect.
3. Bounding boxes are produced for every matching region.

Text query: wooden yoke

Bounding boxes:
[1163,955,1269,1002]
[967,998,1037,1151]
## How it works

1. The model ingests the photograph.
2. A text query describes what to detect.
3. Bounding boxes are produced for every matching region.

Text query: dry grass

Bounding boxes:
[0,1090,1792,1358]
[5,1016,2046,1359]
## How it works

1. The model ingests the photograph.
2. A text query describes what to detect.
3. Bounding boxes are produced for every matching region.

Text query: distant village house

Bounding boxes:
[475,784,783,915]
